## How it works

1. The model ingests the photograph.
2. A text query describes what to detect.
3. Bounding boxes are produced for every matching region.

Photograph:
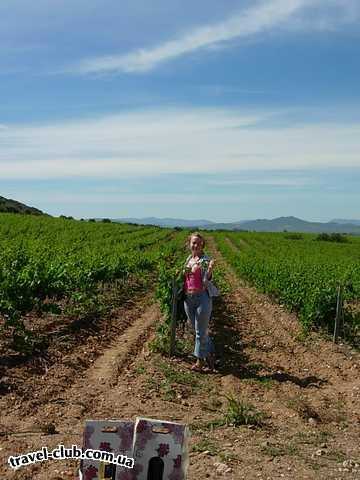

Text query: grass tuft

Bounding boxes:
[223,393,264,427]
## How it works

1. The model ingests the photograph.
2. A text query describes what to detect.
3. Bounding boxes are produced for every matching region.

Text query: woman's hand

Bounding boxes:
[207,259,215,278]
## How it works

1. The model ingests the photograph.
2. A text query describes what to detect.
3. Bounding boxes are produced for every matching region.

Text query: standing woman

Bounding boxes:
[183,232,217,372]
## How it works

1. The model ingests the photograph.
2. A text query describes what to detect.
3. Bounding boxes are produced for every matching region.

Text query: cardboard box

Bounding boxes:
[79,420,134,480]
[79,417,190,480]
[131,417,190,480]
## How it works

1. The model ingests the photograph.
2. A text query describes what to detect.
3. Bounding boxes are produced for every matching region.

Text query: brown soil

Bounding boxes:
[0,236,359,480]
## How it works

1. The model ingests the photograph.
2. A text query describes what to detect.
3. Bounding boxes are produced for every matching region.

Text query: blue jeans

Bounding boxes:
[184,291,214,359]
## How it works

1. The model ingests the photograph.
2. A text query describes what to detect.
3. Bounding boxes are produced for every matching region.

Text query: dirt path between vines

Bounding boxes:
[0,294,163,480]
[204,235,360,479]
[1,236,359,480]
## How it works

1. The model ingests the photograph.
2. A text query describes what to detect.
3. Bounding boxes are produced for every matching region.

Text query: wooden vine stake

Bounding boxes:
[333,284,344,344]
[169,276,178,356]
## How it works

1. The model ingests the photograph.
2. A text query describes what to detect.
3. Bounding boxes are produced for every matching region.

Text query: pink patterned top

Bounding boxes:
[184,266,203,291]
[184,255,207,292]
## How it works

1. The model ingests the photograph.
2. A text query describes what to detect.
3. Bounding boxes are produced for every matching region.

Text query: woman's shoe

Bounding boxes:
[191,359,208,373]
[206,353,217,372]
[191,363,204,372]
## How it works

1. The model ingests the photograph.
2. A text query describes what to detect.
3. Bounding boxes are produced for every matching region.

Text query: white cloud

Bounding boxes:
[288,0,360,31]
[66,0,359,75]
[206,177,316,187]
[0,107,359,180]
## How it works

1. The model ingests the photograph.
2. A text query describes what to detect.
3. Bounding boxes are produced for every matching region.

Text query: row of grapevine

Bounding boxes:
[151,231,189,354]
[213,231,360,336]
[0,214,181,353]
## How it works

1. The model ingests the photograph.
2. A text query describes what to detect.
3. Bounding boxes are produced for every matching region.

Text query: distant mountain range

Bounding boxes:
[113,216,360,234]
[1,196,359,234]
[112,217,217,228]
[0,196,45,215]
[331,219,360,226]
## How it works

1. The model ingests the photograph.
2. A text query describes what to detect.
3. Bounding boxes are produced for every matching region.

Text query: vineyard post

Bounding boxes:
[333,284,343,344]
[169,276,177,356]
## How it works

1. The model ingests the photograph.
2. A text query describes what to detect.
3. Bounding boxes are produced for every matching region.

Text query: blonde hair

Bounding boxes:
[187,231,205,249]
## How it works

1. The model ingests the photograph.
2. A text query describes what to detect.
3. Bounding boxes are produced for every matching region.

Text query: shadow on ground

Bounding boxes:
[209,293,327,389]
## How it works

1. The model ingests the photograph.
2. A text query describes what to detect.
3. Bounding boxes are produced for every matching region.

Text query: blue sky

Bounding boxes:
[0,0,359,221]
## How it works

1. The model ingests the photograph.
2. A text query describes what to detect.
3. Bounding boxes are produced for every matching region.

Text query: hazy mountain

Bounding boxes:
[109,216,360,234]
[331,219,360,226]
[0,196,45,215]
[113,217,216,227]
[202,216,360,233]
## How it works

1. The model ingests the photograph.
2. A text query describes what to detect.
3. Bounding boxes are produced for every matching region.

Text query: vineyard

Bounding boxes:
[0,213,187,354]
[214,230,360,340]
[0,214,359,356]
[1,214,360,480]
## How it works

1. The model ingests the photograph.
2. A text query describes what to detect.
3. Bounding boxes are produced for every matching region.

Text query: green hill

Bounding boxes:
[0,196,45,215]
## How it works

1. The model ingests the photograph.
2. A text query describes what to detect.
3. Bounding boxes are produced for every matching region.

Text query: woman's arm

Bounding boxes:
[200,255,214,280]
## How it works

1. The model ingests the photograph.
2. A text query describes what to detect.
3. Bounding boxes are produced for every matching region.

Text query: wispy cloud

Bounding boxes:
[0,107,359,180]
[65,0,359,75]
[289,0,360,31]
[206,177,316,187]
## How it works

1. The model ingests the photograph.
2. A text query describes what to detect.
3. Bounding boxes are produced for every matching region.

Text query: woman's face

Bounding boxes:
[190,235,203,255]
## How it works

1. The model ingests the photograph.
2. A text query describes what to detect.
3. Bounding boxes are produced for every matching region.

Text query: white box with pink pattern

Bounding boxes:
[79,417,190,480]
